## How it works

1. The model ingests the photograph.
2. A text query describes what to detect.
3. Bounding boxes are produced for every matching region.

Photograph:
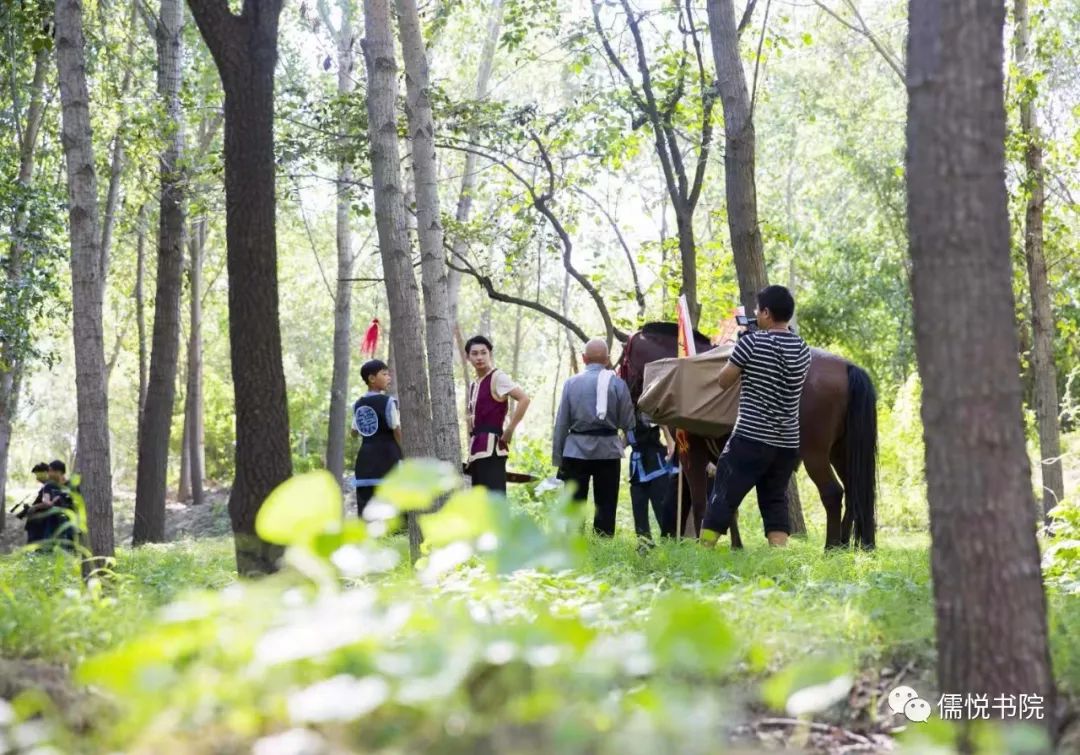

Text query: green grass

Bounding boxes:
[0,537,235,666]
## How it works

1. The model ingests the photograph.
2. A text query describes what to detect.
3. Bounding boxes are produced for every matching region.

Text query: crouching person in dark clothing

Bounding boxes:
[701,286,810,548]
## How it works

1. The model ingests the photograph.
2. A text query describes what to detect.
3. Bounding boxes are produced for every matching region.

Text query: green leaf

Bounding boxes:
[761,655,853,714]
[419,487,496,547]
[255,470,342,546]
[377,459,460,512]
[645,593,734,675]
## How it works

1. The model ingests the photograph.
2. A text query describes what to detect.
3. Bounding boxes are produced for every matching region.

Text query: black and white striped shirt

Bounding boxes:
[729,330,811,449]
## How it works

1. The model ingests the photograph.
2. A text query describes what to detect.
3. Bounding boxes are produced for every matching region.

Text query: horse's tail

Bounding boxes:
[845,363,877,549]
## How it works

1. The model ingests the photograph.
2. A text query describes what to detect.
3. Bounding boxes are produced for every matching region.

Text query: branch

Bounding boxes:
[814,0,905,84]
[574,186,645,317]
[590,1,647,112]
[531,135,624,347]
[446,249,589,344]
[684,0,714,209]
[316,0,340,38]
[749,0,772,123]
[737,0,759,35]
[187,0,242,58]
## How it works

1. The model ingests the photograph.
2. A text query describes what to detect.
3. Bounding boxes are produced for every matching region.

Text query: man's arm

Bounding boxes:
[551,383,570,468]
[615,381,636,437]
[393,427,403,448]
[717,361,742,390]
[502,386,530,446]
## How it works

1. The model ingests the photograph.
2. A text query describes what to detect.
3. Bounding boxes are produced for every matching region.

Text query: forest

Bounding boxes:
[1,0,1079,752]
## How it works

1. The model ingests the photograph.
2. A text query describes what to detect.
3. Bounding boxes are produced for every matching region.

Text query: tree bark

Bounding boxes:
[708,0,803,527]
[0,46,49,531]
[362,0,435,562]
[185,216,207,504]
[322,0,357,485]
[135,203,149,418]
[906,0,1054,736]
[134,0,187,545]
[396,0,462,467]
[1014,0,1063,520]
[707,0,769,317]
[56,0,115,560]
[447,0,503,329]
[188,0,290,576]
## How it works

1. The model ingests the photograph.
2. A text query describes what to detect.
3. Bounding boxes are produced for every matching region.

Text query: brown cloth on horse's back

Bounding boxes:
[638,344,741,436]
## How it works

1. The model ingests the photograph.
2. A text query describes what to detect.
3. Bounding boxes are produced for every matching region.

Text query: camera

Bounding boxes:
[735,313,757,328]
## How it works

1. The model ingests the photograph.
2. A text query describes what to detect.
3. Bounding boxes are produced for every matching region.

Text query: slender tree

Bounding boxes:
[187,0,291,575]
[55,0,115,559]
[0,45,49,532]
[1014,0,1063,520]
[184,216,208,505]
[319,0,359,484]
[362,0,436,561]
[395,0,461,466]
[133,0,187,545]
[906,0,1055,738]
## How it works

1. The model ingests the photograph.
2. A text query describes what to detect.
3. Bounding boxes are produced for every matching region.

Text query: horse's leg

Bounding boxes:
[683,439,711,539]
[729,509,743,550]
[803,449,844,549]
[831,439,853,545]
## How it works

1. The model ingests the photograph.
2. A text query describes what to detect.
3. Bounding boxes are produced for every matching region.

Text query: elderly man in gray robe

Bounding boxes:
[552,338,636,536]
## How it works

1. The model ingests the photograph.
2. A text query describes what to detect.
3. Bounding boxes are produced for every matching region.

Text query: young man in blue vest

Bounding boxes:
[351,359,403,517]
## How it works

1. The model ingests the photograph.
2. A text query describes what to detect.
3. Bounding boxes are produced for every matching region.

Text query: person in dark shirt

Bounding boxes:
[18,462,51,544]
[350,360,404,518]
[37,460,78,548]
[701,286,811,548]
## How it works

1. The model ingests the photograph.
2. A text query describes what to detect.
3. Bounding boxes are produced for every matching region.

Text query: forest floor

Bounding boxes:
[1,445,1078,753]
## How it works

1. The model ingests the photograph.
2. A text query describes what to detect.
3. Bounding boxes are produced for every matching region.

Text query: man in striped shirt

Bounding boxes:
[701,285,811,548]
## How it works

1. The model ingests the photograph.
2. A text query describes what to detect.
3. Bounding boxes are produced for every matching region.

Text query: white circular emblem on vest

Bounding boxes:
[354,405,380,437]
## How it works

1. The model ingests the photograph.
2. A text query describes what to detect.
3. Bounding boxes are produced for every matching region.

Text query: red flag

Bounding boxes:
[676,295,696,358]
[361,318,380,357]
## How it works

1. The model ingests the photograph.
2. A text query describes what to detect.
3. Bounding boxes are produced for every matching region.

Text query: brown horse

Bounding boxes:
[616,323,877,550]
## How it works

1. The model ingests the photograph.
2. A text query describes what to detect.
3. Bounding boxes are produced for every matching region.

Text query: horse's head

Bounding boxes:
[617,322,714,406]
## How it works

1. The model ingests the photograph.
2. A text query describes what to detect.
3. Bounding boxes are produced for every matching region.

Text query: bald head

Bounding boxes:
[583,338,609,366]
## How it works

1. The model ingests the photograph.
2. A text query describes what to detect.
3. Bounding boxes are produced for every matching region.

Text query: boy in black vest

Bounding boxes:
[351,359,403,517]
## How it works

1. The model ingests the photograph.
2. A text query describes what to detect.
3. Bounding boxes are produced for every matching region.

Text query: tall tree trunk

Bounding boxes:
[178,368,191,501]
[906,0,1054,738]
[186,216,206,504]
[324,0,356,484]
[707,0,769,317]
[396,0,461,467]
[56,0,115,560]
[0,46,49,531]
[1015,0,1062,520]
[708,0,803,529]
[135,203,149,418]
[362,0,436,563]
[134,0,187,545]
[99,0,139,284]
[188,0,291,576]
[673,205,700,327]
[447,0,504,328]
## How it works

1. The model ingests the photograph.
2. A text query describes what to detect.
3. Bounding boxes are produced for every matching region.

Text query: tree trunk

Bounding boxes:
[324,0,356,485]
[134,0,187,545]
[673,205,701,327]
[447,0,504,328]
[188,0,291,576]
[707,0,769,316]
[178,371,191,501]
[906,0,1054,737]
[362,0,436,563]
[0,46,49,531]
[1015,0,1062,520]
[135,203,149,418]
[186,216,206,504]
[56,0,115,560]
[396,0,462,467]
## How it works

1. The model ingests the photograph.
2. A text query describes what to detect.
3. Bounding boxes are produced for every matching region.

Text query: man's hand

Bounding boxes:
[502,426,515,446]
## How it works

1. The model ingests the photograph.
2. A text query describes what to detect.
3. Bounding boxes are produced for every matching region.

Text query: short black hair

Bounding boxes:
[464,335,493,354]
[360,359,389,386]
[757,285,795,323]
[32,462,48,473]
[48,460,66,474]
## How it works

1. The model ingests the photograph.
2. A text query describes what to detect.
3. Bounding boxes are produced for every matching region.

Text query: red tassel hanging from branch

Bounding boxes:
[361,318,380,358]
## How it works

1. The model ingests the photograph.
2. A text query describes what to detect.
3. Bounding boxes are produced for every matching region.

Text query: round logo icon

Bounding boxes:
[354,405,380,437]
